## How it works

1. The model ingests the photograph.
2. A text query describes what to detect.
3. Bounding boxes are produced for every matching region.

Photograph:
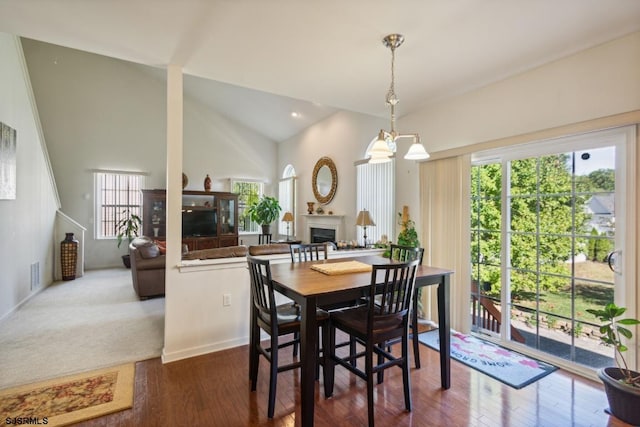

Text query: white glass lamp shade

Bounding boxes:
[368,130,393,164]
[404,141,430,160]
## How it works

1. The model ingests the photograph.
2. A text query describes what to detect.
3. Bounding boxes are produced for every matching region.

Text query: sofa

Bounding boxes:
[182,245,248,260]
[129,236,166,299]
[129,239,250,299]
[248,243,291,256]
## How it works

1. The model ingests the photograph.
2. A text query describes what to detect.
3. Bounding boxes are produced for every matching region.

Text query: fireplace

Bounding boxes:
[302,214,344,243]
[310,227,336,244]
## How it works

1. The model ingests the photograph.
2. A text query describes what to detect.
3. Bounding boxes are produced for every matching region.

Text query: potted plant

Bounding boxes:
[115,209,142,268]
[246,195,281,235]
[586,302,640,425]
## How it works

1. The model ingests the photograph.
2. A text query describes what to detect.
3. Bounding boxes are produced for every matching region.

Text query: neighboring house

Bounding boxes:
[586,194,615,236]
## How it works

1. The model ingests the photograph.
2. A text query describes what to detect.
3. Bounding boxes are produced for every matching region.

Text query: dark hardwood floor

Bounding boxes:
[78,338,627,427]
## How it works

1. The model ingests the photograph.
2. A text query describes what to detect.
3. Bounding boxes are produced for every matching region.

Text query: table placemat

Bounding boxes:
[310,260,372,275]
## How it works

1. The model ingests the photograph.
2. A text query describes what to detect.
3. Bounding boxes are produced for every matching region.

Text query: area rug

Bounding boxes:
[0,363,134,426]
[418,330,557,389]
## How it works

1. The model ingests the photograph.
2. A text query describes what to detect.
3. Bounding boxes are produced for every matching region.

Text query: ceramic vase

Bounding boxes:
[60,232,78,281]
[307,202,315,214]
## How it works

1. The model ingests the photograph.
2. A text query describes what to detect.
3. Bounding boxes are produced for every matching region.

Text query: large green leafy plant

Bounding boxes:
[587,303,640,386]
[115,209,142,249]
[247,196,281,225]
[397,213,420,248]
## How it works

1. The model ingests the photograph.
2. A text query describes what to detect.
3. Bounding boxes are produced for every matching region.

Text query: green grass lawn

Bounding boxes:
[513,261,614,325]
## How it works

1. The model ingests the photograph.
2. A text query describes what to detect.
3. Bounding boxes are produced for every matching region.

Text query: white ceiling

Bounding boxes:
[2,0,640,141]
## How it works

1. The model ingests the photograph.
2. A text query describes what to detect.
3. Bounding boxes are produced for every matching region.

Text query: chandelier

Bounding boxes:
[369,34,430,164]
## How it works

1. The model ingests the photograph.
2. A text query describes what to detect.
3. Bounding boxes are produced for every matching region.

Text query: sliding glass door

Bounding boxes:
[471,127,635,372]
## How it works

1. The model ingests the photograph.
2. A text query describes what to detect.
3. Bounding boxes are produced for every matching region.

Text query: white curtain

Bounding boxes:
[356,160,395,245]
[419,155,472,333]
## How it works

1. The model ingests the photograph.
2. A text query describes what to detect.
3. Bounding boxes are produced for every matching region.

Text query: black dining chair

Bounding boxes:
[324,259,419,427]
[247,255,328,418]
[258,233,272,245]
[389,244,425,368]
[289,242,328,262]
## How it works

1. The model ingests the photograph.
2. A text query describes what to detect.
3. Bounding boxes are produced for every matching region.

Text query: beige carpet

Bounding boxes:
[0,363,135,426]
[0,268,164,390]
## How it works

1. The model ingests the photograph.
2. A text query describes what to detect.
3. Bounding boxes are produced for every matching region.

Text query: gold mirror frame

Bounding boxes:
[312,156,338,205]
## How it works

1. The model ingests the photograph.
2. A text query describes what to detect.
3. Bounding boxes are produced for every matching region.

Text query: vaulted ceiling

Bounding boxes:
[2,0,639,141]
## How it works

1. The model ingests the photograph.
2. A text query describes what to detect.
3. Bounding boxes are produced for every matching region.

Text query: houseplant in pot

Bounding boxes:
[115,209,142,268]
[247,195,281,235]
[586,302,640,425]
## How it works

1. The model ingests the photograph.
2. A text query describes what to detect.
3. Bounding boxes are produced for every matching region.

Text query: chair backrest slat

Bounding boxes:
[247,256,277,326]
[368,260,419,326]
[289,243,328,263]
[389,244,424,264]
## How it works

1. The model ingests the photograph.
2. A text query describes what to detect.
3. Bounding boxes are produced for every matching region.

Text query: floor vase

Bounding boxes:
[61,232,78,280]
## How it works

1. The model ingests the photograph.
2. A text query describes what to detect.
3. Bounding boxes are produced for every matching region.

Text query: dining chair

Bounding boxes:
[247,255,328,418]
[389,244,425,368]
[289,242,327,262]
[324,259,419,427]
[258,233,272,244]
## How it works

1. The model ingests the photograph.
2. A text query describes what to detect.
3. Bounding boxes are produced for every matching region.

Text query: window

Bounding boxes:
[278,165,296,237]
[231,180,264,234]
[95,172,144,239]
[470,126,634,371]
[356,138,395,245]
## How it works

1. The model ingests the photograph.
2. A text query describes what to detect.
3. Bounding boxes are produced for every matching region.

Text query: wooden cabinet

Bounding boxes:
[142,190,238,249]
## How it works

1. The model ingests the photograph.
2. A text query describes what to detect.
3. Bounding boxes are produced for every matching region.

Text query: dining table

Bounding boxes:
[265,254,454,427]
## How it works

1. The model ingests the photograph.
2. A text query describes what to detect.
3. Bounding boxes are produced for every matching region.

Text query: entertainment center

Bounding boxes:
[142,189,239,250]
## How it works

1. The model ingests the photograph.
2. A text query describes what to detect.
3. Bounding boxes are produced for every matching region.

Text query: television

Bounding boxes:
[182,209,217,237]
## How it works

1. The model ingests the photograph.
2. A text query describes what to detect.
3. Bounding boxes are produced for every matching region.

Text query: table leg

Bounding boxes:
[412,288,421,368]
[437,274,451,389]
[299,297,317,427]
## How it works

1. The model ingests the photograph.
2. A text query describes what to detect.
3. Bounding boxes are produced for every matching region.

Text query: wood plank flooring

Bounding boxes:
[77,340,628,427]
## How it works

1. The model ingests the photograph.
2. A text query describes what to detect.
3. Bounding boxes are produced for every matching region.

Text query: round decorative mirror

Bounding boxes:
[312,157,337,205]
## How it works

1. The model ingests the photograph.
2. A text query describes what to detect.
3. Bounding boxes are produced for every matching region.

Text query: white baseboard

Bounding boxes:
[161,337,249,364]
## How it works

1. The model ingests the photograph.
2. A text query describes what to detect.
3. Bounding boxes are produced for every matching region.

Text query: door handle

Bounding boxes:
[607,250,621,274]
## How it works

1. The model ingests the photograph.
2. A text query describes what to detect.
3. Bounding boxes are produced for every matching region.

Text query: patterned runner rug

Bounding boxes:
[419,330,557,389]
[0,363,134,426]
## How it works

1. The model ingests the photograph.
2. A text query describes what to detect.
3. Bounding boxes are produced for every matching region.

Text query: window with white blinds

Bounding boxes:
[278,169,296,237]
[278,179,295,236]
[94,172,145,239]
[356,160,395,245]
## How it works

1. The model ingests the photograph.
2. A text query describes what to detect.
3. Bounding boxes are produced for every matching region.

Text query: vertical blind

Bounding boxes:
[356,160,395,245]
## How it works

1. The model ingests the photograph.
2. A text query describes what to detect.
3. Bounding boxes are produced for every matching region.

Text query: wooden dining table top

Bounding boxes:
[268,255,453,297]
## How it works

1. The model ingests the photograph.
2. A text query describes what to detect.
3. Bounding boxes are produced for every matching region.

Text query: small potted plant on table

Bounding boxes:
[586,302,640,425]
[247,195,281,235]
[116,209,142,268]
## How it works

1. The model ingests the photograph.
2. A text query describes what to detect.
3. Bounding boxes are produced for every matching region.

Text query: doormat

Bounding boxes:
[0,363,134,426]
[418,330,557,389]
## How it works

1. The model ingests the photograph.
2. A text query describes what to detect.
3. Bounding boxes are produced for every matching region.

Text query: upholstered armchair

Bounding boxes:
[129,237,165,299]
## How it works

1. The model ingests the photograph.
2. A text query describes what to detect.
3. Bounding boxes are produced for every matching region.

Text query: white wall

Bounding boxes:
[278,110,387,241]
[395,31,640,232]
[22,38,278,268]
[0,34,58,319]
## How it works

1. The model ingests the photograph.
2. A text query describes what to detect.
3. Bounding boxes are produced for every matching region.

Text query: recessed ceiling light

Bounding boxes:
[291,112,300,118]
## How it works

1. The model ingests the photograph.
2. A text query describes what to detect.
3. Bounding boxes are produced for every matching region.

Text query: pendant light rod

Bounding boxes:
[369,34,430,163]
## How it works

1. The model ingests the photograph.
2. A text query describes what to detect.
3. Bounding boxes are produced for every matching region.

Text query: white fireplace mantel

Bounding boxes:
[302,214,345,243]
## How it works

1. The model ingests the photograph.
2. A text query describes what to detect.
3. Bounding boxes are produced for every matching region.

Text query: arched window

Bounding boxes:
[278,165,296,238]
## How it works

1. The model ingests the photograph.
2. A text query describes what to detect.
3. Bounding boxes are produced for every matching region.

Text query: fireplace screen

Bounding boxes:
[310,227,336,244]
